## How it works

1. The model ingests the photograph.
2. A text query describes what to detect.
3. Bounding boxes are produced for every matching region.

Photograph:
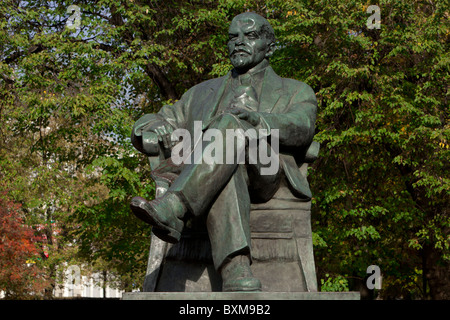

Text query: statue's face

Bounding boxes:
[228,15,272,72]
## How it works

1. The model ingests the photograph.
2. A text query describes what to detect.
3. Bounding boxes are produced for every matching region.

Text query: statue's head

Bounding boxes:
[228,12,276,73]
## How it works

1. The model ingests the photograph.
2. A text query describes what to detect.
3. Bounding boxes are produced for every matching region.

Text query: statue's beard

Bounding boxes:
[230,51,253,70]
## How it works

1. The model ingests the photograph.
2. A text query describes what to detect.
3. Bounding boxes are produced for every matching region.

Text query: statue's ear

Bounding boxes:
[265,42,276,59]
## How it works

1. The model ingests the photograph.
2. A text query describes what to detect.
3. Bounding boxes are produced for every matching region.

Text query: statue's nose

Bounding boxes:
[235,35,244,45]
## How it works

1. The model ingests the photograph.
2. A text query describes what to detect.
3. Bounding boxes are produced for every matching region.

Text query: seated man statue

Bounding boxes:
[130,12,317,292]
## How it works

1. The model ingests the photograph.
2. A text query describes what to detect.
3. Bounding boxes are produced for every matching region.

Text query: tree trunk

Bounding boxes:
[102,270,107,299]
[423,245,450,300]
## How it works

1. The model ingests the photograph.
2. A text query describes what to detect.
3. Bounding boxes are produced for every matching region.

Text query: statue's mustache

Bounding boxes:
[231,48,251,55]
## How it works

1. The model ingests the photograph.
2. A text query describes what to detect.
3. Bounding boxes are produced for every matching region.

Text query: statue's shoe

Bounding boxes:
[221,255,262,292]
[130,194,185,243]
[223,276,262,292]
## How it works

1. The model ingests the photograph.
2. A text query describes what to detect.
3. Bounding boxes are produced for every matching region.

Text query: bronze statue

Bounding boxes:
[130,12,317,292]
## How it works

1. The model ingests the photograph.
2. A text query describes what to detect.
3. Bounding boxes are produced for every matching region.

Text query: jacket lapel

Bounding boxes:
[258,67,283,113]
[201,72,231,129]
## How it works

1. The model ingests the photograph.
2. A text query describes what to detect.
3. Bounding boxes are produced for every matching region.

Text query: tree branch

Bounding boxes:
[145,63,178,101]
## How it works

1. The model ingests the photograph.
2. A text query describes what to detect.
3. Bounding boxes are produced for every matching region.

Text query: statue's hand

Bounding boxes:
[229,108,260,127]
[153,122,177,150]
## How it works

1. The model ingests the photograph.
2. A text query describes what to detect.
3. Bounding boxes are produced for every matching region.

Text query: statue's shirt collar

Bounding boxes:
[231,59,269,85]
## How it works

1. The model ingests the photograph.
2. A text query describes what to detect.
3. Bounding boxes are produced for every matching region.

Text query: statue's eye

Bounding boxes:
[229,34,237,40]
[246,32,258,39]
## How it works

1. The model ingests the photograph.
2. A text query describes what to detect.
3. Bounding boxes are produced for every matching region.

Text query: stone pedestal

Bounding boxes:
[122,292,360,300]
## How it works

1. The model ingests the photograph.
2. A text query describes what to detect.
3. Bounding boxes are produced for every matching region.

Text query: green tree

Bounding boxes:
[0,0,153,294]
[269,0,449,299]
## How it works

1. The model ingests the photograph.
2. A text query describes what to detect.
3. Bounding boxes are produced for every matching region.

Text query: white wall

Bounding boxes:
[54,266,124,299]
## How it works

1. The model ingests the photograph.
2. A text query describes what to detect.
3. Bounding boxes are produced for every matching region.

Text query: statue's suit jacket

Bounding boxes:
[132,66,318,201]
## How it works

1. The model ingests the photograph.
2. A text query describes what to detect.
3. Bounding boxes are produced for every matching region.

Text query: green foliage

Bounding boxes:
[320,274,349,292]
[1,0,448,298]
[268,0,449,299]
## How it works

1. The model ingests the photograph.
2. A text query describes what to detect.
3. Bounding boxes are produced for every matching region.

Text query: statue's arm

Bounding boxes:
[131,88,193,156]
[257,82,317,148]
[130,114,165,156]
